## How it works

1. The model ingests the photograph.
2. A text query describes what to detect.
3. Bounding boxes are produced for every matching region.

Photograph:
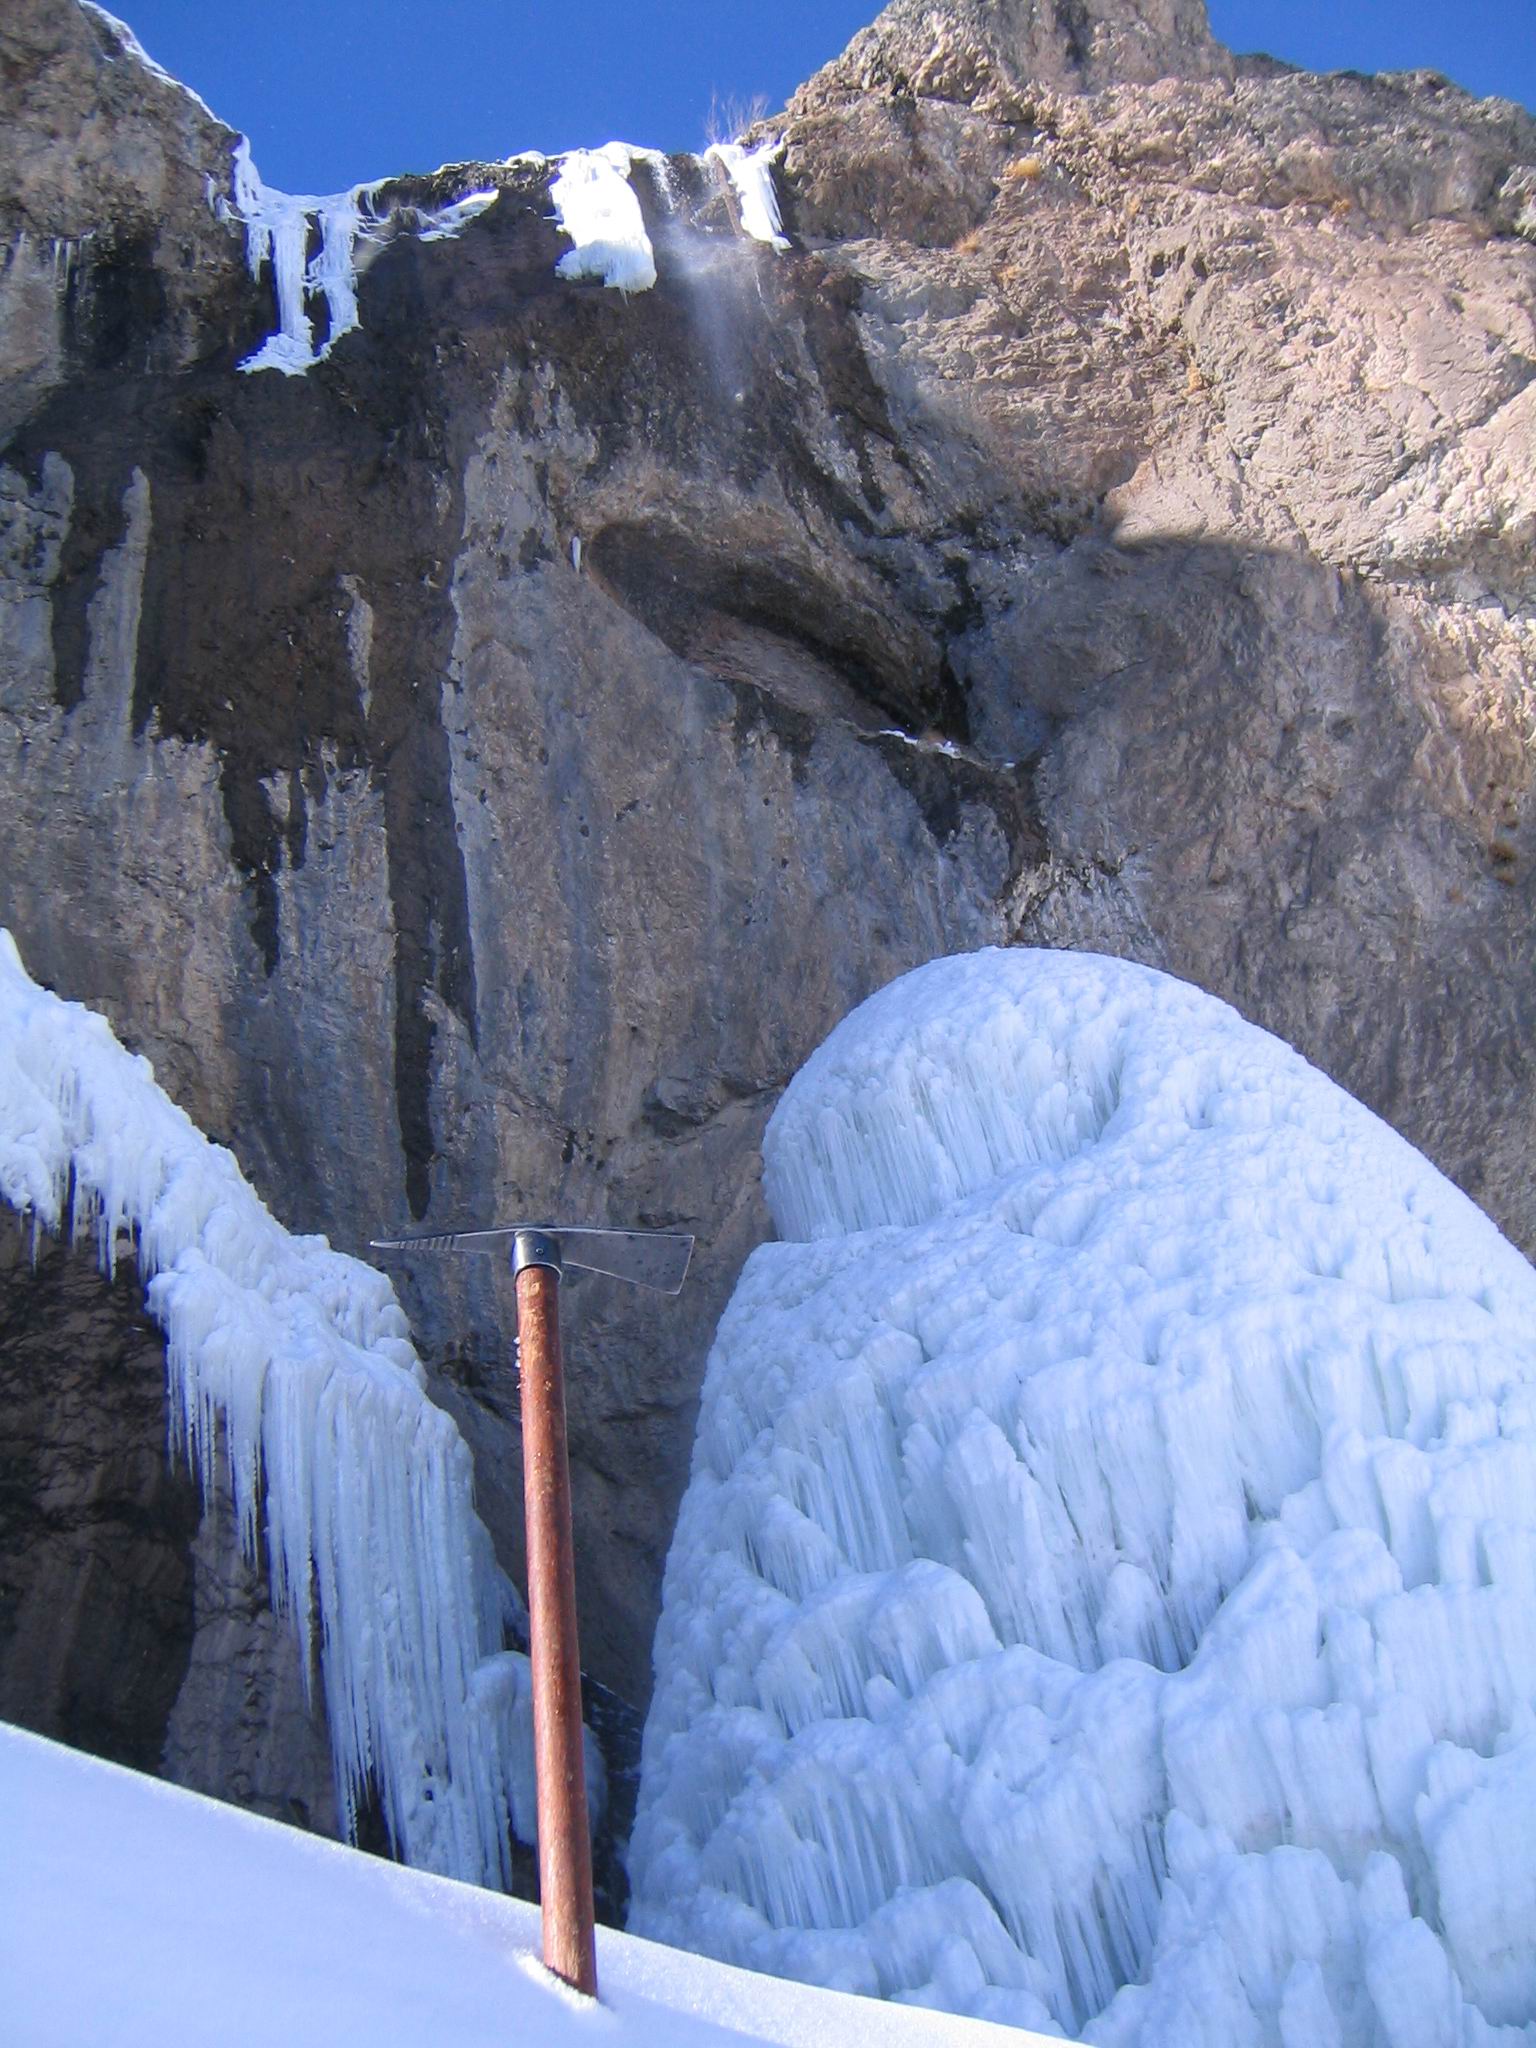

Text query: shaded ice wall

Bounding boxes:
[630,949,1536,2045]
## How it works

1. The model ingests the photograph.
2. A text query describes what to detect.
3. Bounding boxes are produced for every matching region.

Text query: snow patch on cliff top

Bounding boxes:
[631,948,1536,2046]
[0,928,543,1887]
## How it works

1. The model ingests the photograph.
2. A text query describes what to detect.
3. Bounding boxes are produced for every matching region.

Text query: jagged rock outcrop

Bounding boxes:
[801,0,1232,108]
[0,1217,342,1831]
[0,0,1532,1858]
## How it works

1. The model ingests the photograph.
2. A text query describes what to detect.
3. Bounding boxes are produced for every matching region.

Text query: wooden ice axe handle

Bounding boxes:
[514,1230,597,1999]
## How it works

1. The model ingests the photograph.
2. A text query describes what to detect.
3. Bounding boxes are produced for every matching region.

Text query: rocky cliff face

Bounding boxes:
[0,1222,197,1769]
[1,0,1532,1861]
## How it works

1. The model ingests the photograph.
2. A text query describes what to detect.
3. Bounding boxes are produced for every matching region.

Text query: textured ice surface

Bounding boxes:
[228,142,379,375]
[551,144,659,292]
[705,142,790,250]
[630,948,1536,2045]
[0,929,554,1886]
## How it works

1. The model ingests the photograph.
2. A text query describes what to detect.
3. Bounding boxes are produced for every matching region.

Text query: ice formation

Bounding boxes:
[229,143,375,375]
[0,928,555,1886]
[416,189,501,242]
[227,144,501,375]
[228,122,789,358]
[705,141,790,250]
[629,948,1536,2046]
[550,144,659,292]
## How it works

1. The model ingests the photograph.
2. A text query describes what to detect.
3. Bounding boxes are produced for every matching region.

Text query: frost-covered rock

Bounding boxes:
[630,948,1536,2045]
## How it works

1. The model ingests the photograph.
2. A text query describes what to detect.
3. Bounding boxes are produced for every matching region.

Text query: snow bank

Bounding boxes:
[551,144,659,292]
[2,1722,1048,2048]
[630,948,1536,2045]
[0,929,540,1886]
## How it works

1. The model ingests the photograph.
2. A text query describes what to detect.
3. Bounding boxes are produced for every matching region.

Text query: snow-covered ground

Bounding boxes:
[1,1720,1056,2048]
[631,949,1536,2046]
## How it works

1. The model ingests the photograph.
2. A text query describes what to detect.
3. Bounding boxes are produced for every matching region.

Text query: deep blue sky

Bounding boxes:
[114,1,1533,194]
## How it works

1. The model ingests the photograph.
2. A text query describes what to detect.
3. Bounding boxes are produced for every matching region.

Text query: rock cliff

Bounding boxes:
[1,0,1532,1874]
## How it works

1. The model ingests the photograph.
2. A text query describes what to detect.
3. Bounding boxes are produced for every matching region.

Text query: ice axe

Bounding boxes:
[370,1221,694,1997]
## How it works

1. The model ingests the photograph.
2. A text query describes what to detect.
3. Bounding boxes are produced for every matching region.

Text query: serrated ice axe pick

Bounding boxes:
[369,1222,694,1999]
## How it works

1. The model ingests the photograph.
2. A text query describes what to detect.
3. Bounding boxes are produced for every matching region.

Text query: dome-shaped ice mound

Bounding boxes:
[630,948,1536,2046]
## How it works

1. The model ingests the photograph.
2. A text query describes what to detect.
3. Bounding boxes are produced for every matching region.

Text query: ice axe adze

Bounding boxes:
[370,1222,694,1998]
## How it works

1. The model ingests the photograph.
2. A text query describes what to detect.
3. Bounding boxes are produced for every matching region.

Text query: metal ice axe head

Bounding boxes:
[368,1222,694,1292]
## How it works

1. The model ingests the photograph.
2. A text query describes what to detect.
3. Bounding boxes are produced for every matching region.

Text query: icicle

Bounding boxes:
[705,140,790,251]
[227,144,374,376]
[224,142,499,375]
[0,926,548,1889]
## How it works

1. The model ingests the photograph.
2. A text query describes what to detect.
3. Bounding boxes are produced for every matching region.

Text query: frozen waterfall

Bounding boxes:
[629,948,1536,2046]
[705,141,791,250]
[227,131,790,371]
[226,142,500,375]
[550,144,660,292]
[0,929,550,1887]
